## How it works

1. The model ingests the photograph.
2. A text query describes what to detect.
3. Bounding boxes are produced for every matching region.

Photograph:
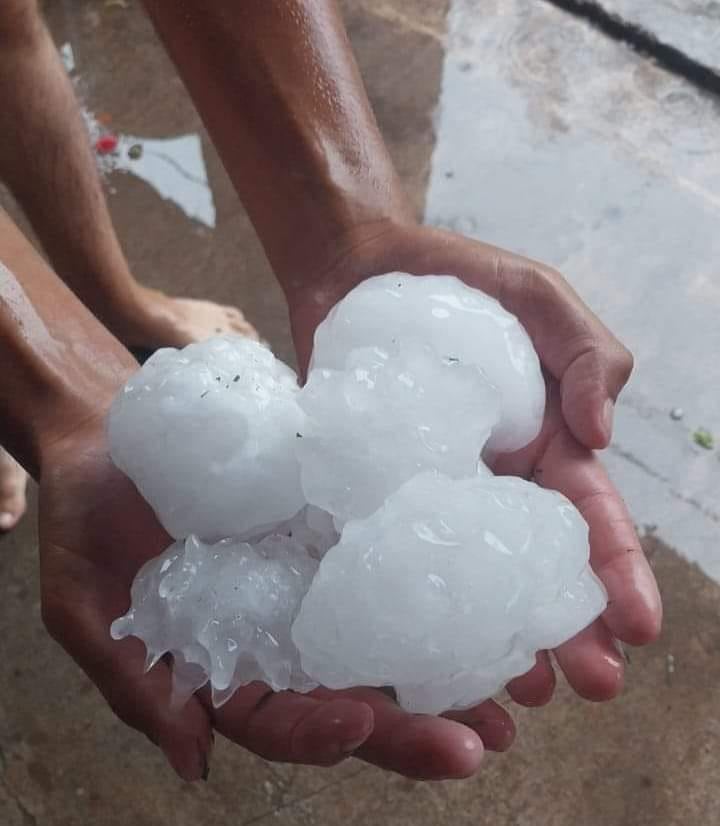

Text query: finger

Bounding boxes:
[42,581,213,781]
[311,687,484,780]
[554,620,624,701]
[506,651,556,707]
[444,699,516,752]
[537,429,662,645]
[559,341,633,450]
[208,683,374,767]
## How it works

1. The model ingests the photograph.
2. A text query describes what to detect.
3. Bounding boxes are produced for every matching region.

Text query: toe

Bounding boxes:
[0,454,28,533]
[226,309,259,339]
[0,493,27,532]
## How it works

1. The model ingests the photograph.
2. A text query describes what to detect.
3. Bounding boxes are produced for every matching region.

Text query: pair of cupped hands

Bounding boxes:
[39,224,661,782]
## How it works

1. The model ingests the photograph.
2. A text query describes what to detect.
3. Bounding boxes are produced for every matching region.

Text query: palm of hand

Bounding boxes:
[288,223,661,706]
[489,381,659,703]
[38,432,514,782]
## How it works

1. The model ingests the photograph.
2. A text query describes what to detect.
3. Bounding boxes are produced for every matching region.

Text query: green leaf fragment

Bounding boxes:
[693,428,714,450]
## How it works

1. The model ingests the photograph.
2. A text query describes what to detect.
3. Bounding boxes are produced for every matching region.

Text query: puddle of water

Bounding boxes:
[83,108,216,228]
[112,134,216,228]
[425,0,720,578]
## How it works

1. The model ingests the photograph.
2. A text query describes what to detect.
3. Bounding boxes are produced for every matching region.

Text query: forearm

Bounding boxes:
[142,0,414,296]
[0,1,138,328]
[0,209,135,478]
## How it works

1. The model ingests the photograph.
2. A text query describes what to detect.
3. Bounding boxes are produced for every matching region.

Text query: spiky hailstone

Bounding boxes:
[107,336,306,541]
[111,534,318,707]
[309,273,546,454]
[292,472,607,714]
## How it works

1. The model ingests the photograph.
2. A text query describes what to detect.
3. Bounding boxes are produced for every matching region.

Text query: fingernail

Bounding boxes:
[474,720,514,752]
[602,399,615,441]
[159,736,209,783]
[340,733,370,755]
[0,512,15,530]
[200,734,213,781]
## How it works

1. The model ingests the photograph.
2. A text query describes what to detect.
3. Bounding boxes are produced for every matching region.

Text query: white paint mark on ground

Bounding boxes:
[82,108,216,227]
[112,134,216,228]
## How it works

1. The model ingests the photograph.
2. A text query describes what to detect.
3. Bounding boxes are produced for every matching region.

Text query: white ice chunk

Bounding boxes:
[107,336,305,541]
[111,534,318,707]
[109,277,603,716]
[292,472,607,714]
[296,343,501,521]
[311,273,545,453]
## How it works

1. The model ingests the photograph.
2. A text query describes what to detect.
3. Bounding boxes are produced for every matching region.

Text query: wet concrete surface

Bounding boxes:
[426,0,720,581]
[598,0,720,72]
[1,0,720,824]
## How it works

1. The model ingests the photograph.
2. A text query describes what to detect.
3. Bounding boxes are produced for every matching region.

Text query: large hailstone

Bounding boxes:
[109,275,606,716]
[296,343,501,522]
[310,273,546,454]
[107,336,305,541]
[292,472,607,714]
[111,533,318,707]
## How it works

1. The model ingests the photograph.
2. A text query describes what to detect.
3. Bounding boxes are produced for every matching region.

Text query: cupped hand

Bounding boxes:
[38,424,515,783]
[287,222,662,707]
[494,382,661,705]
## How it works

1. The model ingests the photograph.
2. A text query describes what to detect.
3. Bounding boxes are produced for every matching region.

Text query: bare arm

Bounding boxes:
[141,0,415,298]
[0,208,134,478]
[0,1,142,334]
[0,0,259,351]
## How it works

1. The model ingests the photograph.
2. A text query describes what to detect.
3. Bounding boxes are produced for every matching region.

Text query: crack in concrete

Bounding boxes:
[1,744,38,826]
[356,1,445,44]
[543,0,720,98]
[0,778,38,826]
[609,444,720,525]
[240,766,368,826]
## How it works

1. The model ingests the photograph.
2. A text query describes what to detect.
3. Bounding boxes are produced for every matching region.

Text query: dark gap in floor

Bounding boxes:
[543,0,720,99]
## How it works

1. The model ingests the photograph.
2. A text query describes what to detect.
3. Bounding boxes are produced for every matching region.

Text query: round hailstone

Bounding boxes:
[292,472,607,714]
[297,343,501,522]
[107,335,305,541]
[111,534,318,708]
[310,273,545,454]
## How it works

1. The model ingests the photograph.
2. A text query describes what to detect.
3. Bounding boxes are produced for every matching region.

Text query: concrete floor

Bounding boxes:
[2,1,720,824]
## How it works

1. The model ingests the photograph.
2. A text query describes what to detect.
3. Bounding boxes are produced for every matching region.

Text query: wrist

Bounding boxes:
[278,215,417,309]
[283,220,423,373]
[34,367,132,478]
[0,210,136,479]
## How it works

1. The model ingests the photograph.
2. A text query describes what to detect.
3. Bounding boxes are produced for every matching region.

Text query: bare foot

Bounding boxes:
[117,287,260,350]
[0,448,28,533]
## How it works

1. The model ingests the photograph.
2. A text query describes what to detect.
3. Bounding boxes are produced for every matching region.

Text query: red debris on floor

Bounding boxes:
[95,134,119,155]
